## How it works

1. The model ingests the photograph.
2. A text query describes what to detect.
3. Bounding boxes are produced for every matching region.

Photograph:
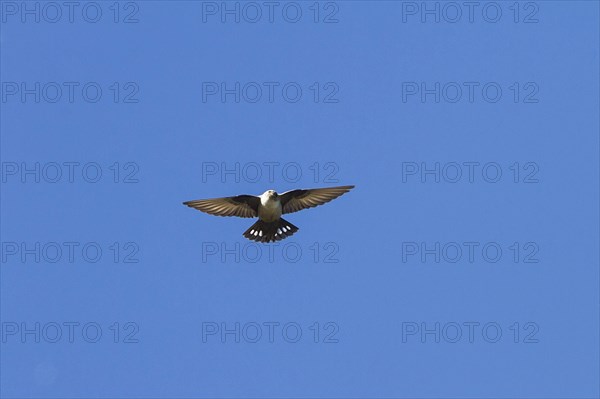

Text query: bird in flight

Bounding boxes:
[183,185,354,243]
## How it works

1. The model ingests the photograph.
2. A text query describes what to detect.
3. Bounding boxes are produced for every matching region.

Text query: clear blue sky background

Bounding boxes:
[1,1,599,398]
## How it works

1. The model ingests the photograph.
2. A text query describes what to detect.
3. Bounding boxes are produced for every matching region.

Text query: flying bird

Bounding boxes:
[183,185,354,243]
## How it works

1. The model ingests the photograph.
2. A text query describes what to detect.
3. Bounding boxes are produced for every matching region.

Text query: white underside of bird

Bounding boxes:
[258,191,282,222]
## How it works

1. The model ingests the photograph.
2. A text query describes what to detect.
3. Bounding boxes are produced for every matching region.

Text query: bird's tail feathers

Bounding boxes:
[243,218,299,243]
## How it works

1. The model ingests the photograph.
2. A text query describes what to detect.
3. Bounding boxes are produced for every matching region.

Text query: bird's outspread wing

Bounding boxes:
[183,195,260,218]
[280,185,354,214]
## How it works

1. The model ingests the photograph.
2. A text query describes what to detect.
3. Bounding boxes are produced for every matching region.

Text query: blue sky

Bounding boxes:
[1,1,599,398]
